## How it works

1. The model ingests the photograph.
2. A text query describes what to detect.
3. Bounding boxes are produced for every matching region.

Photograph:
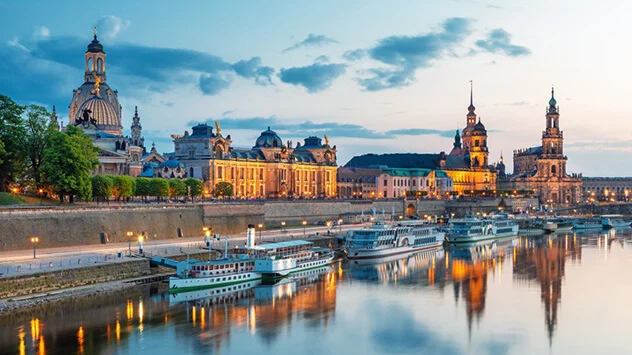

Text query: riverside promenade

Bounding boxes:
[0,223,358,278]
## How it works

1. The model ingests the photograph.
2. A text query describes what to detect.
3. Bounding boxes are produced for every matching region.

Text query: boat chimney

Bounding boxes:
[247,224,256,248]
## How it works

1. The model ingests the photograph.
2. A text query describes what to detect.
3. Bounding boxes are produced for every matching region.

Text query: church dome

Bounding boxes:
[77,95,120,130]
[87,34,104,53]
[159,157,185,169]
[254,127,283,148]
[473,119,486,133]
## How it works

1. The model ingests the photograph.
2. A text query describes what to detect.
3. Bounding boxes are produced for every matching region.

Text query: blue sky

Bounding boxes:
[1,0,631,175]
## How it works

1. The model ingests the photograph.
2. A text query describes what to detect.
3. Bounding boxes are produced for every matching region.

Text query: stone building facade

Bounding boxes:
[582,177,632,202]
[337,167,381,198]
[172,124,337,198]
[498,89,582,204]
[377,168,453,198]
[66,28,147,177]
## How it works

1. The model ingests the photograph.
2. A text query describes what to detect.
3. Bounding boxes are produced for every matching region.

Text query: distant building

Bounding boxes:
[337,167,381,198]
[377,168,453,198]
[582,177,632,202]
[345,82,496,194]
[66,28,147,176]
[498,88,582,204]
[172,124,337,198]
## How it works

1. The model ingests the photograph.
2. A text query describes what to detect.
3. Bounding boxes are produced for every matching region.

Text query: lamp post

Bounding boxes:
[338,218,343,233]
[38,188,44,206]
[302,220,307,237]
[281,221,286,232]
[138,235,144,254]
[30,236,39,259]
[257,223,264,243]
[126,231,133,255]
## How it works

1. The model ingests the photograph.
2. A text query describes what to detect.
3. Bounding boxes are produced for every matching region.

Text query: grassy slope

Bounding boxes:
[0,192,25,205]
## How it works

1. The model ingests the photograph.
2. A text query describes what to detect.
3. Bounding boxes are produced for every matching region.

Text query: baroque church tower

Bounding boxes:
[130,106,145,149]
[538,87,566,177]
[461,81,489,169]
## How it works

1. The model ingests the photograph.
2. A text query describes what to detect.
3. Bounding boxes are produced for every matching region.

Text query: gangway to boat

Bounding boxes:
[150,256,195,269]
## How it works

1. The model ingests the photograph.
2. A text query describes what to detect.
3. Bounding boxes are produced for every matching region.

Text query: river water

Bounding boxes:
[1,229,631,355]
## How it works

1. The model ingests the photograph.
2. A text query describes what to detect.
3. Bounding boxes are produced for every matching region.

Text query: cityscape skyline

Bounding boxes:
[1,0,630,176]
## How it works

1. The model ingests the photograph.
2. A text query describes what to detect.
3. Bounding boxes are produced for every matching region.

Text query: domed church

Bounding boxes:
[66,28,150,177]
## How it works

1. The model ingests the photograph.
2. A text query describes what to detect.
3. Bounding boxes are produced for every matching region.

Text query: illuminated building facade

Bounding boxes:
[581,177,632,202]
[498,88,582,204]
[172,124,338,198]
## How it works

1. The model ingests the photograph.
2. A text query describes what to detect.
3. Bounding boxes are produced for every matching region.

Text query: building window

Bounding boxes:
[551,165,557,176]
[190,167,194,178]
[475,140,480,147]
[384,179,388,186]
[412,180,416,187]
[188,150,195,159]
[217,167,223,179]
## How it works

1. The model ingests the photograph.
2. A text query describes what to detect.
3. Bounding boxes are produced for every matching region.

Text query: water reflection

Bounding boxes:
[1,230,632,355]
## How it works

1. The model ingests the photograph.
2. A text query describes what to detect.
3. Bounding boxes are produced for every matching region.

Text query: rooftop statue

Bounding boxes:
[215,121,221,136]
[93,73,101,95]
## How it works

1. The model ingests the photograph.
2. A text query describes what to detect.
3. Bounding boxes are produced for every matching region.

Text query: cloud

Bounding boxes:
[494,101,530,107]
[32,26,50,39]
[475,29,531,56]
[283,33,339,52]
[369,304,460,354]
[191,116,458,140]
[232,57,274,86]
[278,63,346,93]
[95,16,131,40]
[221,110,233,116]
[199,74,232,95]
[357,17,473,91]
[342,49,367,61]
[314,55,329,63]
[0,27,276,104]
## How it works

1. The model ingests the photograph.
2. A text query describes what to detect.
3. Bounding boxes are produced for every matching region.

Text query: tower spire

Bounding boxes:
[468,80,475,113]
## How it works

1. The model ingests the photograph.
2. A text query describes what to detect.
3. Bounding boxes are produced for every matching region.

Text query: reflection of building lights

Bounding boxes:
[77,326,85,355]
[18,327,26,355]
[249,305,256,335]
[31,318,40,343]
[192,306,197,326]
[126,300,134,320]
[38,335,45,355]
[200,307,206,329]
[115,321,121,342]
[138,300,145,333]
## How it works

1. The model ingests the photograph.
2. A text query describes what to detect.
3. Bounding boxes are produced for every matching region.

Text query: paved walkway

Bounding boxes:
[0,224,361,278]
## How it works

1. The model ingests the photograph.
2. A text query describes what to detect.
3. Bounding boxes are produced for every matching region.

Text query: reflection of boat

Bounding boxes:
[446,215,518,243]
[347,248,445,284]
[601,215,631,229]
[447,236,518,263]
[344,220,444,259]
[169,279,260,306]
[541,218,574,233]
[573,218,603,231]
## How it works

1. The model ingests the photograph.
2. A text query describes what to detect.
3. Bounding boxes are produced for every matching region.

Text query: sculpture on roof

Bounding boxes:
[324,135,329,145]
[93,73,101,95]
[215,121,221,136]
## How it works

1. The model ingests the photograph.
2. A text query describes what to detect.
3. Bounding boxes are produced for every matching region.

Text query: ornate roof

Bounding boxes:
[254,127,283,148]
[78,95,121,129]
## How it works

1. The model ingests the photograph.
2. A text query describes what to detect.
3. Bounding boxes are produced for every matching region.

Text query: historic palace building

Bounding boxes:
[581,177,632,202]
[344,82,496,195]
[498,88,582,204]
[172,123,338,198]
[66,28,150,177]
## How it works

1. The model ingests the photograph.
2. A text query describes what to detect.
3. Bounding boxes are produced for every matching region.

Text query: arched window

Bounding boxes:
[97,58,103,73]
[87,58,93,72]
[189,167,194,177]
[551,165,557,176]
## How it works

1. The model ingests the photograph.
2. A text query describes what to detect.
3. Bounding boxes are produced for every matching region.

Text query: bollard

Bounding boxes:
[78,258,82,264]
[49,262,53,268]
[17,265,21,272]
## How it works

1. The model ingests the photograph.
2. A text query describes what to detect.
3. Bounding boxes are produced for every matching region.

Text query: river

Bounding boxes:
[1,229,631,355]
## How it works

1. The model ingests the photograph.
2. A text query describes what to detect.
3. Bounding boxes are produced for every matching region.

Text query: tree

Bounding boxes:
[215,181,233,198]
[41,126,100,203]
[22,104,55,190]
[149,178,169,200]
[184,178,204,201]
[0,95,26,192]
[169,179,187,198]
[112,175,134,201]
[92,175,113,204]
[135,177,151,202]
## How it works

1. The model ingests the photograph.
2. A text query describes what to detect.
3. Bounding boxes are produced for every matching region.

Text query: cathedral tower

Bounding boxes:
[539,87,567,178]
[85,27,107,84]
[462,80,477,152]
[130,106,144,147]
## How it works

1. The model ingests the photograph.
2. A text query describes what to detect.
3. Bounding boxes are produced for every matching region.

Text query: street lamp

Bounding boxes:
[302,220,307,237]
[338,218,343,233]
[281,221,286,231]
[138,235,144,254]
[126,231,134,255]
[38,188,44,206]
[257,223,264,243]
[30,236,39,259]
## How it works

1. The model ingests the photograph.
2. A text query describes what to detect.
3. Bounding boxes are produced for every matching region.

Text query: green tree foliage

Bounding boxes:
[149,178,170,200]
[135,177,151,201]
[0,95,26,191]
[92,175,113,203]
[169,179,187,198]
[112,175,134,201]
[184,178,204,200]
[215,181,233,197]
[41,125,100,203]
[22,104,55,190]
